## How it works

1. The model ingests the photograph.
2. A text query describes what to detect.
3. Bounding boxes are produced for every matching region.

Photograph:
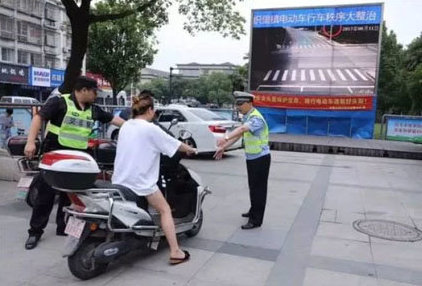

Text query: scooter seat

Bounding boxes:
[94,180,148,211]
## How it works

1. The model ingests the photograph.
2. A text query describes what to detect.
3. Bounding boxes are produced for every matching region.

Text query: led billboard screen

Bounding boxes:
[249,4,383,111]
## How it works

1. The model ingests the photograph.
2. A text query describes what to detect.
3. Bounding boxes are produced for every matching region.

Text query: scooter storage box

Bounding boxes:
[7,136,40,157]
[39,150,100,190]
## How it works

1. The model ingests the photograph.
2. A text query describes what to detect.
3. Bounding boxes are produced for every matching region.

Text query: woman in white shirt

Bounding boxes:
[112,92,196,265]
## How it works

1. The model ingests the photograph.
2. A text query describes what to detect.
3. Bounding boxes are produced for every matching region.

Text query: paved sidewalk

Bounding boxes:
[270,134,422,160]
[1,150,422,285]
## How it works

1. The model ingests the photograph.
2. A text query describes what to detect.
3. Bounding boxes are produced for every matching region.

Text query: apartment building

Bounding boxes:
[139,67,169,85]
[0,0,70,69]
[0,0,71,99]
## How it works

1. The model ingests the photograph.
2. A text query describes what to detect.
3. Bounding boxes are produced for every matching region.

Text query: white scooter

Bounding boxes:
[38,130,210,280]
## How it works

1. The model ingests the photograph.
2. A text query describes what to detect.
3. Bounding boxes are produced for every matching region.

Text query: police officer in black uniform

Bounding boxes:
[24,76,125,250]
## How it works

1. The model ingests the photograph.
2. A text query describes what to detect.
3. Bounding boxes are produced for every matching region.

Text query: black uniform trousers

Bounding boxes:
[28,175,70,237]
[246,154,271,226]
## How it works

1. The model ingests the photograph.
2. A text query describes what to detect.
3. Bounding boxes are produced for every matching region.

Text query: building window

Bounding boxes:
[17,21,41,45]
[1,47,15,62]
[28,25,42,45]
[32,0,43,17]
[1,0,15,9]
[45,5,58,21]
[45,56,56,68]
[17,21,28,42]
[45,19,56,29]
[30,53,42,66]
[17,0,31,13]
[45,32,56,47]
[18,50,29,64]
[0,16,14,40]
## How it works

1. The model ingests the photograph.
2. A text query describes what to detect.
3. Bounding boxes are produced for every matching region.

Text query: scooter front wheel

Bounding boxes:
[185,210,203,237]
[68,238,108,280]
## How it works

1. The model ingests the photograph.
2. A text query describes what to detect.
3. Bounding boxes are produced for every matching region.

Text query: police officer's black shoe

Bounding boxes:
[241,212,250,218]
[241,222,261,230]
[25,235,40,250]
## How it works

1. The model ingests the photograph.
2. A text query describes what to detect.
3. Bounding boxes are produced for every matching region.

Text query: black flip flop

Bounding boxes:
[169,250,190,265]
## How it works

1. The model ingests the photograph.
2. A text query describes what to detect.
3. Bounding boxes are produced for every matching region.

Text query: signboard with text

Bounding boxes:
[86,72,112,90]
[386,118,422,143]
[0,63,29,84]
[250,4,383,111]
[30,67,51,87]
[254,94,372,110]
[50,69,65,87]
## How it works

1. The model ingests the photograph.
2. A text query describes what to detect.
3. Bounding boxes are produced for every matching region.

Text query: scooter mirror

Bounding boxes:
[179,130,192,140]
[168,118,179,131]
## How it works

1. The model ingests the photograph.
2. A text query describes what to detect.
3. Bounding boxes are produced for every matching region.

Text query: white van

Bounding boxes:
[0,96,40,105]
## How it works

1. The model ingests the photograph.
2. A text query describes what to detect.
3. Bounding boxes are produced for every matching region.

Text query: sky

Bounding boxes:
[149,0,422,72]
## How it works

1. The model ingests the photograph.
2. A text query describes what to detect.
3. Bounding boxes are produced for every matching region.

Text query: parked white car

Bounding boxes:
[0,96,40,105]
[107,104,243,154]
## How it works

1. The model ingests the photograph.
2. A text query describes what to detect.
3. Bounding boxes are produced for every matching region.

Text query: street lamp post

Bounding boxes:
[169,67,173,103]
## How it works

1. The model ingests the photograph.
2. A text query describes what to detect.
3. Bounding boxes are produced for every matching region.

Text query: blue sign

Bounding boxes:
[50,69,65,87]
[253,5,382,28]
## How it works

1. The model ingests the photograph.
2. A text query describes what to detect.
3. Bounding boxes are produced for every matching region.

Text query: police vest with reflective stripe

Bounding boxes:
[47,94,94,149]
[243,108,269,155]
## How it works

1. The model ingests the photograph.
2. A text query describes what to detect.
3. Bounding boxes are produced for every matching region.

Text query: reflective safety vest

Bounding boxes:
[47,94,94,149]
[243,108,269,155]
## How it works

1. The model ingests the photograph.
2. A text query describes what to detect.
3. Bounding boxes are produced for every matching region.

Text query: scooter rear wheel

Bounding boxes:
[68,239,108,280]
[185,210,203,237]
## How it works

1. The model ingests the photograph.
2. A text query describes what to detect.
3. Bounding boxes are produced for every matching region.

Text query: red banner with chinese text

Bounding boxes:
[252,92,373,110]
[86,72,112,90]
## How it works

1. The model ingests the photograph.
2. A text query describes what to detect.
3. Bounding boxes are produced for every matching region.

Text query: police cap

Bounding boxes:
[74,76,102,92]
[233,91,254,104]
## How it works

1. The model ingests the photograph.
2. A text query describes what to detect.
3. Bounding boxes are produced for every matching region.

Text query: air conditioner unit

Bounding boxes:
[62,47,70,53]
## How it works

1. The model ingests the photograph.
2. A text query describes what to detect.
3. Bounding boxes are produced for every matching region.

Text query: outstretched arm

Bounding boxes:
[110,115,125,127]
[218,124,249,147]
[178,142,197,155]
[213,124,249,160]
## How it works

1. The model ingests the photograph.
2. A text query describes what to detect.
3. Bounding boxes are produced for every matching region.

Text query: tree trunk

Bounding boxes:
[59,22,89,93]
[59,1,90,94]
[58,0,156,95]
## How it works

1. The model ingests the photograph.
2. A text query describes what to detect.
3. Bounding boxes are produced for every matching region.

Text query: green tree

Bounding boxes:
[202,72,233,106]
[138,78,170,103]
[170,78,191,101]
[182,79,203,101]
[229,64,248,92]
[406,64,422,114]
[404,33,422,71]
[377,24,408,116]
[59,0,246,93]
[87,2,161,102]
[403,33,422,114]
